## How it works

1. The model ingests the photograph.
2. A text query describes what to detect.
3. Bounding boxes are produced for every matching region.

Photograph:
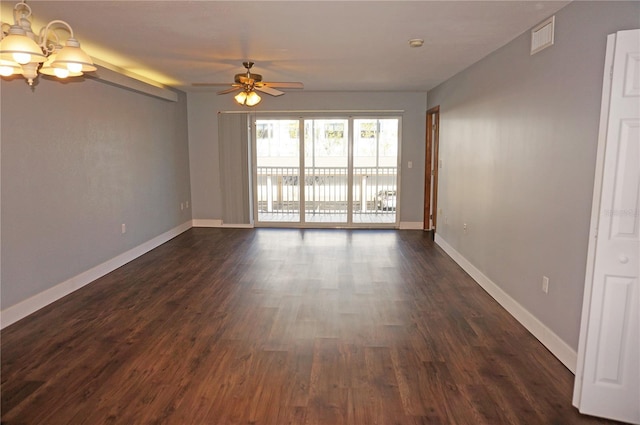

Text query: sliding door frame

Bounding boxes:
[251,112,402,229]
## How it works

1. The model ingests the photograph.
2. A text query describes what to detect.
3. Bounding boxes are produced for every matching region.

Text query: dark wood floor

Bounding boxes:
[1,228,620,424]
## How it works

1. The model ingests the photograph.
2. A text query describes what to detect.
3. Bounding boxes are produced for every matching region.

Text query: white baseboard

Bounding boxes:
[192,219,223,227]
[0,221,193,329]
[197,218,407,230]
[192,219,253,229]
[399,221,424,230]
[434,234,578,373]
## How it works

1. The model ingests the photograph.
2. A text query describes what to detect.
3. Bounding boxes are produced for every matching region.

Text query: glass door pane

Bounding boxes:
[304,119,349,224]
[255,119,300,223]
[352,118,399,224]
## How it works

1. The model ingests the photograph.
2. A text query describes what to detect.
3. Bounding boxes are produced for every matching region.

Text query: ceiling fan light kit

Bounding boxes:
[235,90,262,107]
[0,1,96,86]
[193,61,304,107]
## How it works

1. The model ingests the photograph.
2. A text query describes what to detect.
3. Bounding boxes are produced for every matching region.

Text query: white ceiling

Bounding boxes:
[10,1,571,93]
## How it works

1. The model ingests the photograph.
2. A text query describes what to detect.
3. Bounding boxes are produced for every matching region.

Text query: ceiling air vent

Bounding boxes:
[531,16,555,55]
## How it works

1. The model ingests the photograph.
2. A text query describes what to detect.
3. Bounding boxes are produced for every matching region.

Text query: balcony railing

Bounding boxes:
[255,167,397,218]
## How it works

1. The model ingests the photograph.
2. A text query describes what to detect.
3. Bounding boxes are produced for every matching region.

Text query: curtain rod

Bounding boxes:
[218,109,405,114]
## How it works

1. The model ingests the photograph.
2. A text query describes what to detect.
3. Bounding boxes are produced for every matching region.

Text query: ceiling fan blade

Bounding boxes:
[217,86,242,95]
[255,85,284,97]
[192,82,236,87]
[263,82,304,89]
[192,63,304,99]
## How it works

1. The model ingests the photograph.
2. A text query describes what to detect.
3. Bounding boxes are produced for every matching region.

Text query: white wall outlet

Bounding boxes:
[542,276,549,294]
[181,202,184,211]
[186,201,189,209]
[408,161,413,169]
[121,223,126,234]
[463,223,468,232]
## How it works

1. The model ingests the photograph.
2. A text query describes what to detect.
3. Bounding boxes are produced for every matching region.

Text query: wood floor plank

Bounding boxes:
[1,228,622,424]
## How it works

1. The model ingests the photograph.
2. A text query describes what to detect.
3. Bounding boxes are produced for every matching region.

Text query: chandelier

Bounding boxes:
[0,1,96,86]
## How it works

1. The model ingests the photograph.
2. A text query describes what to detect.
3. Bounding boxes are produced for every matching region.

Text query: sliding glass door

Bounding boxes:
[255,120,301,223]
[352,119,399,224]
[304,119,349,224]
[254,116,399,227]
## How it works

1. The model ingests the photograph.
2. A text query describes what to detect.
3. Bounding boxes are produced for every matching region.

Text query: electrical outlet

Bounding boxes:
[181,202,184,211]
[542,276,549,294]
[186,201,189,209]
[121,223,126,234]
[463,223,468,232]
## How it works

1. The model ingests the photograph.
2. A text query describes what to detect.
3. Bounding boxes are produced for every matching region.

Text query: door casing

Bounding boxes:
[424,106,440,231]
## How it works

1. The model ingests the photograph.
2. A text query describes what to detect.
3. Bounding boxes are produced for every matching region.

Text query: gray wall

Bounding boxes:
[187,91,428,224]
[427,1,640,349]
[1,77,191,310]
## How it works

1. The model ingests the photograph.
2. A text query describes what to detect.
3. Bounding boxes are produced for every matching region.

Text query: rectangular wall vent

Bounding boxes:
[531,15,555,55]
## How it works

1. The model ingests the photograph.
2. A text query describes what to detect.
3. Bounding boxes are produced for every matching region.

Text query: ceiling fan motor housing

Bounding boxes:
[235,73,262,85]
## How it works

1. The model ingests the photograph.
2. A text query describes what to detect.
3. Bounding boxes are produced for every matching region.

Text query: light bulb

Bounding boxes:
[13,52,31,64]
[54,67,70,78]
[0,65,14,76]
[67,62,83,73]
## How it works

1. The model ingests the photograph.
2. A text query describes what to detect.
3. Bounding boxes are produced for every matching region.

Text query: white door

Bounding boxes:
[574,29,640,424]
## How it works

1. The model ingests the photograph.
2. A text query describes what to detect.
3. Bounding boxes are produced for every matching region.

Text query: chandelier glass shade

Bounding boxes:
[1,25,46,64]
[39,49,82,78]
[0,58,21,76]
[0,1,95,86]
[52,38,96,73]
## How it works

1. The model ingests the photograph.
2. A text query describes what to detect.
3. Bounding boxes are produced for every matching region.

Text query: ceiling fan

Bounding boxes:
[192,61,303,106]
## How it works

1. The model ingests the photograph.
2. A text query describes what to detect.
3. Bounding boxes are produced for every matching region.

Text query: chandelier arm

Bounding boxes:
[39,27,66,54]
[12,1,32,25]
[39,20,75,52]
[1,22,11,37]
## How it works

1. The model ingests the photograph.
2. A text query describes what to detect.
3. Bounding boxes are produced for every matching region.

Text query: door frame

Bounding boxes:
[424,106,440,231]
[252,114,402,228]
